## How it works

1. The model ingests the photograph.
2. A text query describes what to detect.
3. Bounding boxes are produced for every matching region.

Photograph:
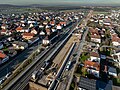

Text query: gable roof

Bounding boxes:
[89,27,99,35]
[1,29,7,32]
[0,52,6,59]
[90,52,99,57]
[16,26,23,31]
[84,60,100,71]
[23,33,34,37]
[91,35,101,39]
[112,35,120,42]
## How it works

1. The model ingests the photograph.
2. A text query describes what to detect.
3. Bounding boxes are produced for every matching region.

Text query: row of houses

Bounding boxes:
[0,11,84,65]
[78,11,120,90]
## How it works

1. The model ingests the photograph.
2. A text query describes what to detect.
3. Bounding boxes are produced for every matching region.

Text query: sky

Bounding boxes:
[0,0,120,6]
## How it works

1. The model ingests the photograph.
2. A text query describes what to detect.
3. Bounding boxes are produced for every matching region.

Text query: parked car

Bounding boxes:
[0,79,3,84]
[5,72,12,78]
[79,63,84,67]
[66,61,71,71]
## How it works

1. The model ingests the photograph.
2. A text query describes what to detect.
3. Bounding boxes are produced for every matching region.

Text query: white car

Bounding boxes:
[0,79,3,84]
[5,72,12,78]
[66,61,71,71]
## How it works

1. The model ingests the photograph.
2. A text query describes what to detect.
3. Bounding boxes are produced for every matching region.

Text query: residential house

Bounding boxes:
[22,27,30,32]
[59,21,67,27]
[78,77,112,90]
[6,30,12,35]
[42,36,50,45]
[56,24,62,30]
[103,18,112,26]
[12,41,28,50]
[28,37,39,44]
[108,67,117,77]
[28,20,36,24]
[51,27,57,32]
[112,34,120,46]
[78,77,96,90]
[43,21,48,25]
[45,24,51,29]
[1,24,8,29]
[39,24,44,28]
[89,27,99,35]
[50,21,55,26]
[0,29,7,35]
[91,35,101,43]
[7,37,15,42]
[22,33,34,40]
[84,60,100,78]
[16,26,24,32]
[112,50,120,66]
[40,30,45,36]
[31,28,38,35]
[89,28,101,43]
[46,29,52,35]
[29,23,34,28]
[0,52,9,64]
[90,52,100,62]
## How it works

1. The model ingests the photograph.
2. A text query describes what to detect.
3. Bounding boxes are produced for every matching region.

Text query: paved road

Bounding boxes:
[56,43,78,90]
[65,10,93,90]
[49,13,90,90]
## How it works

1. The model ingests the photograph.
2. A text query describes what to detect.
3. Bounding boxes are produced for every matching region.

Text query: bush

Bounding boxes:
[70,81,75,90]
[113,78,120,86]
[80,52,90,63]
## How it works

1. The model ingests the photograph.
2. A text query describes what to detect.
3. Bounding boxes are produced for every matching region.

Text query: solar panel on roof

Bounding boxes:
[79,77,96,90]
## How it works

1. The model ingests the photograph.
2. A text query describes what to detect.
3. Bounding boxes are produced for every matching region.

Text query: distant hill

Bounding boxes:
[0,4,29,8]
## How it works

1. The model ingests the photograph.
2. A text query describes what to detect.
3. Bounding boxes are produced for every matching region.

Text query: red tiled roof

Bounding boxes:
[91,35,101,39]
[50,21,55,24]
[112,37,120,42]
[16,26,23,31]
[90,52,99,57]
[1,29,6,32]
[60,21,66,25]
[0,52,6,59]
[84,60,100,71]
[23,33,34,37]
[46,29,51,32]
[57,24,61,26]
[89,27,99,35]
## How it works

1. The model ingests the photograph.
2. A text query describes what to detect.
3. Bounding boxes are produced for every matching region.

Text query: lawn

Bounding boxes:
[75,66,82,75]
[113,68,120,86]
[70,81,75,90]
[113,78,120,86]
[75,66,88,77]
[80,52,90,63]
[94,11,109,15]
